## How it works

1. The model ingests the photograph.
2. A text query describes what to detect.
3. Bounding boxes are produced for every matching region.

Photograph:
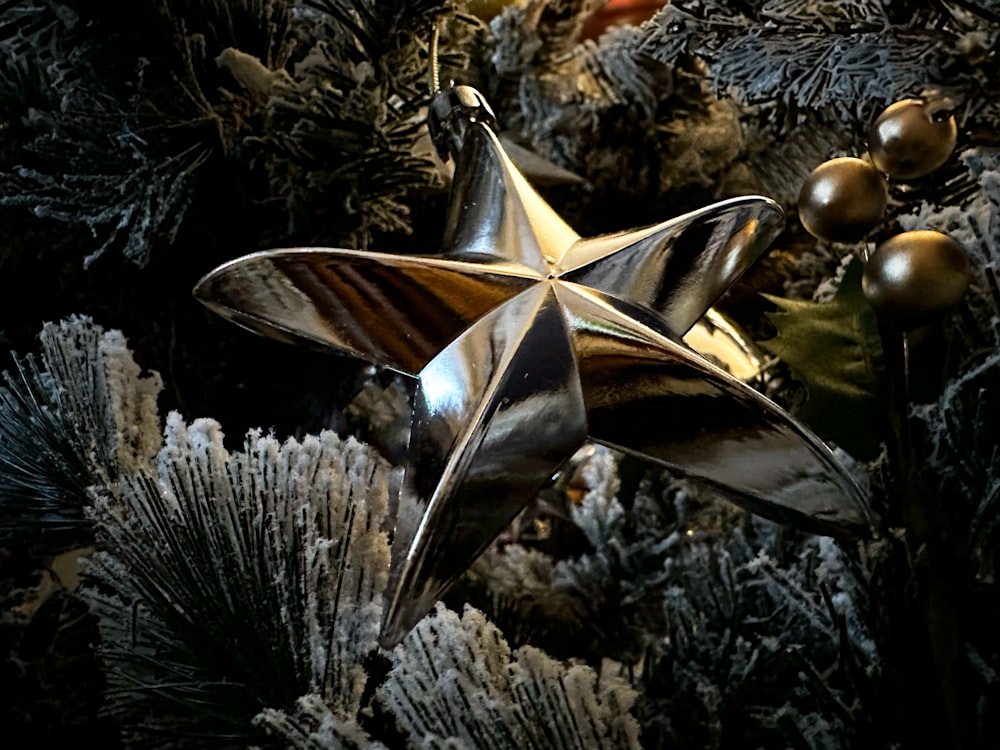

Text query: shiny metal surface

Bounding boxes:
[429,85,498,161]
[683,308,766,381]
[440,124,579,273]
[194,90,872,648]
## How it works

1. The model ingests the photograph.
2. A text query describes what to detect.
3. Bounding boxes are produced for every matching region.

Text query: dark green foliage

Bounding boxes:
[88,468,302,749]
[456,449,879,748]
[712,29,949,115]
[458,448,684,664]
[488,1,734,231]
[260,0,454,247]
[0,1,451,266]
[636,524,874,750]
[761,259,885,459]
[578,0,997,205]
[0,2,241,265]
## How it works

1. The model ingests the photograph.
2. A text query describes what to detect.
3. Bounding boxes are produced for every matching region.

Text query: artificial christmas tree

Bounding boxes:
[2,2,999,748]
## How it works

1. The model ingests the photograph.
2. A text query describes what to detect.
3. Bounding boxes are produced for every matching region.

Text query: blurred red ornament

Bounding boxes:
[581,0,668,40]
[467,0,519,21]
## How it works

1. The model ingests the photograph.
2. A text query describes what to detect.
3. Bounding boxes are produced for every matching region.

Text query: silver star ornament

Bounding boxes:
[194,86,872,647]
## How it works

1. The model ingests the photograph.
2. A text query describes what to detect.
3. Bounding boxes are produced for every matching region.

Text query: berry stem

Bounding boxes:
[879,321,968,748]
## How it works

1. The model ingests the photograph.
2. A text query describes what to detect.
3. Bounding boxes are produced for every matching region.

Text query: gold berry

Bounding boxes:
[862,230,970,327]
[868,97,958,181]
[798,157,888,243]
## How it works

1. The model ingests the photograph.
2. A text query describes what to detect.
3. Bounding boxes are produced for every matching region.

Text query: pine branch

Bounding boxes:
[637,523,875,749]
[260,0,457,248]
[0,0,272,264]
[914,347,1000,579]
[256,693,389,749]
[0,317,161,551]
[485,1,742,228]
[899,148,1000,345]
[380,603,642,749]
[711,29,952,122]
[84,416,392,747]
[449,428,879,749]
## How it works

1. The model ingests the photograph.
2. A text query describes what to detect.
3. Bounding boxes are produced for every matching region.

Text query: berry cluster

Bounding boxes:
[797,98,970,328]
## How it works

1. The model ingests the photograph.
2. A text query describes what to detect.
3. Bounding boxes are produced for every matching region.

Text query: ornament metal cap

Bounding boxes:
[429,85,498,161]
[194,85,873,649]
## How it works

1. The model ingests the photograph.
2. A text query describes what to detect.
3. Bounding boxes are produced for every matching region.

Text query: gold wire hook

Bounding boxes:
[429,26,441,95]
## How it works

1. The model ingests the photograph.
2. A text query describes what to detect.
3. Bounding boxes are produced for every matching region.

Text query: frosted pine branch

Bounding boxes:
[638,521,874,748]
[899,148,1000,338]
[257,693,389,750]
[711,30,949,120]
[0,316,161,550]
[262,0,455,247]
[380,604,642,749]
[913,347,1000,578]
[84,416,392,747]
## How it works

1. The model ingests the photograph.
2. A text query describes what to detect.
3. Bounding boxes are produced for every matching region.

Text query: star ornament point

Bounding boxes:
[194,121,872,648]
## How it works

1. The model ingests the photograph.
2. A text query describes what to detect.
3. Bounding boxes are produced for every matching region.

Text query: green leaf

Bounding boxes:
[760,257,885,459]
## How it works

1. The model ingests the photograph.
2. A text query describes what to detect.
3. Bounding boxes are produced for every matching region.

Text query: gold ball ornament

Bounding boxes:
[798,157,888,243]
[868,97,958,181]
[862,230,971,327]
